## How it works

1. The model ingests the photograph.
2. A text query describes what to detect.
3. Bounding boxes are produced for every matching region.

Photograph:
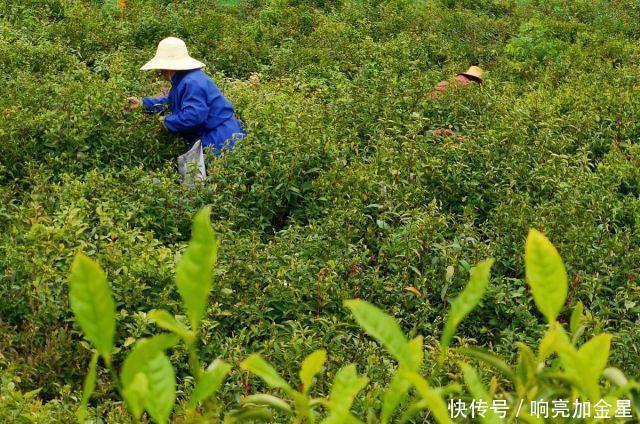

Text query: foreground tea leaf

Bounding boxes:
[189,359,232,409]
[76,351,99,424]
[69,253,115,364]
[525,230,567,323]
[299,350,327,394]
[441,258,494,350]
[459,363,501,424]
[176,206,218,330]
[579,334,612,381]
[381,370,412,424]
[149,309,195,344]
[325,365,369,418]
[345,299,414,367]
[381,336,424,424]
[121,335,179,423]
[538,322,569,362]
[406,373,452,424]
[143,352,176,423]
[241,354,292,393]
[242,394,293,413]
[458,347,516,381]
[558,334,612,400]
[121,334,179,385]
[122,372,148,420]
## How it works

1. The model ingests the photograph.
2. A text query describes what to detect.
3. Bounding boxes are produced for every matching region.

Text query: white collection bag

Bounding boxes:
[177,140,207,186]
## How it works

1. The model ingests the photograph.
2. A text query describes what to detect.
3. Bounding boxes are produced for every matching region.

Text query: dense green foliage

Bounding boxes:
[1,0,640,421]
[58,209,640,423]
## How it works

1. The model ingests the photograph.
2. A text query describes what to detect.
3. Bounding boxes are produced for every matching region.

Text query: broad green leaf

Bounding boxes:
[326,365,369,417]
[557,334,612,400]
[69,254,115,364]
[441,259,494,350]
[406,373,452,424]
[381,369,412,424]
[459,363,500,424]
[538,322,569,362]
[242,394,293,413]
[408,336,424,368]
[122,372,148,420]
[149,309,195,344]
[143,352,175,424]
[525,230,567,323]
[240,354,292,393]
[121,334,179,386]
[299,350,327,394]
[189,359,231,409]
[458,347,516,382]
[570,301,584,336]
[515,343,537,393]
[176,206,218,330]
[578,334,612,381]
[381,336,424,424]
[225,407,272,422]
[344,300,413,368]
[76,351,99,424]
[121,335,178,423]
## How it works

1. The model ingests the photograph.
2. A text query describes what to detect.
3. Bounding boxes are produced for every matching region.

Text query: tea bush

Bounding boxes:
[65,208,640,423]
[1,0,640,421]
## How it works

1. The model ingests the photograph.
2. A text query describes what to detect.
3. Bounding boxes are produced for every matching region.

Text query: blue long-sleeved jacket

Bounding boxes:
[143,69,245,152]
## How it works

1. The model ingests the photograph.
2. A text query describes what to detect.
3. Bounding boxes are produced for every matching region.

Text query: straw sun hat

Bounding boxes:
[457,66,484,83]
[141,37,205,71]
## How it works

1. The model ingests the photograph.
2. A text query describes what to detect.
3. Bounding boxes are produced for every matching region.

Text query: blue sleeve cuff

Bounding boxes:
[142,96,167,113]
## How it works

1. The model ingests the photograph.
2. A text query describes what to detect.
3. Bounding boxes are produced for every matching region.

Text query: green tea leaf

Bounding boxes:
[459,363,501,424]
[242,394,293,413]
[515,343,537,395]
[458,347,516,382]
[69,253,115,364]
[408,336,424,368]
[225,407,273,422]
[176,206,218,330]
[326,365,369,417]
[381,369,412,424]
[538,322,569,362]
[189,359,231,409]
[578,334,612,382]
[525,230,567,323]
[241,354,292,393]
[570,301,584,336]
[121,334,179,386]
[406,373,452,424]
[121,335,178,423]
[441,258,494,350]
[122,372,148,420]
[143,352,176,424]
[557,334,612,400]
[76,351,99,424]
[149,309,195,344]
[344,300,413,368]
[299,350,327,395]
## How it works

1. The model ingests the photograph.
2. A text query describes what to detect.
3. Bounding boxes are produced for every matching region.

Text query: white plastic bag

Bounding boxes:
[177,140,206,186]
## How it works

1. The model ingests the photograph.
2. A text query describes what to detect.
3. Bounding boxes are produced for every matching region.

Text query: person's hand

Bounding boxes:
[158,115,167,129]
[125,96,141,110]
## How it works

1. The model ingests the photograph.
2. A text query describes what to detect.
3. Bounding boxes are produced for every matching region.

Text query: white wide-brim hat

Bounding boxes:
[141,37,205,71]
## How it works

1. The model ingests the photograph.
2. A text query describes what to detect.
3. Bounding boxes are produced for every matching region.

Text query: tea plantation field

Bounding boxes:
[1,0,640,422]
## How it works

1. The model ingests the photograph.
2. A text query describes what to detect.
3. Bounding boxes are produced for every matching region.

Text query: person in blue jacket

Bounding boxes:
[127,37,245,157]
